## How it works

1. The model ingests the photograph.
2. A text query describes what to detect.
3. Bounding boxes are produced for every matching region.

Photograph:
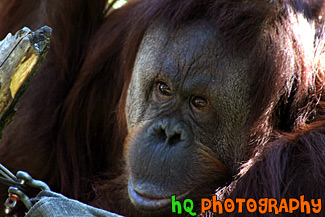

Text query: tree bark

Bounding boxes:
[0,26,51,137]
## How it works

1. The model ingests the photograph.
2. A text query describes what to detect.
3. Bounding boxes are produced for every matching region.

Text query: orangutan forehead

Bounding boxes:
[137,21,217,82]
[141,20,220,57]
[135,20,251,86]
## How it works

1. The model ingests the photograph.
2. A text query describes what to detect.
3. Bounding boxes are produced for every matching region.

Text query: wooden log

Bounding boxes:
[0,26,52,137]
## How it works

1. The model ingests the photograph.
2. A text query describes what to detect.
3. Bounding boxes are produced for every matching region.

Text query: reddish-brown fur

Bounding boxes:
[0,0,324,216]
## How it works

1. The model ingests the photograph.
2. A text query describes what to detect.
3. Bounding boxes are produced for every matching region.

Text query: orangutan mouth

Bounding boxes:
[128,179,190,211]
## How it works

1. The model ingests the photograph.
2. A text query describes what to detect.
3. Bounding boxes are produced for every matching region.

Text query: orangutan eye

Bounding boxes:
[157,82,172,96]
[191,96,209,110]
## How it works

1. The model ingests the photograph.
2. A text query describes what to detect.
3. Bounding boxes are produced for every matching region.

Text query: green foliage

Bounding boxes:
[108,0,127,9]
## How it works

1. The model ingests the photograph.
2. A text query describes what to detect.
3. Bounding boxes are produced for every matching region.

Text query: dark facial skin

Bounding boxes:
[124,21,251,213]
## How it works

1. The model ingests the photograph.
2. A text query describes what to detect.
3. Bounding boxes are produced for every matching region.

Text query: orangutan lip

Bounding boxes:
[128,180,190,211]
